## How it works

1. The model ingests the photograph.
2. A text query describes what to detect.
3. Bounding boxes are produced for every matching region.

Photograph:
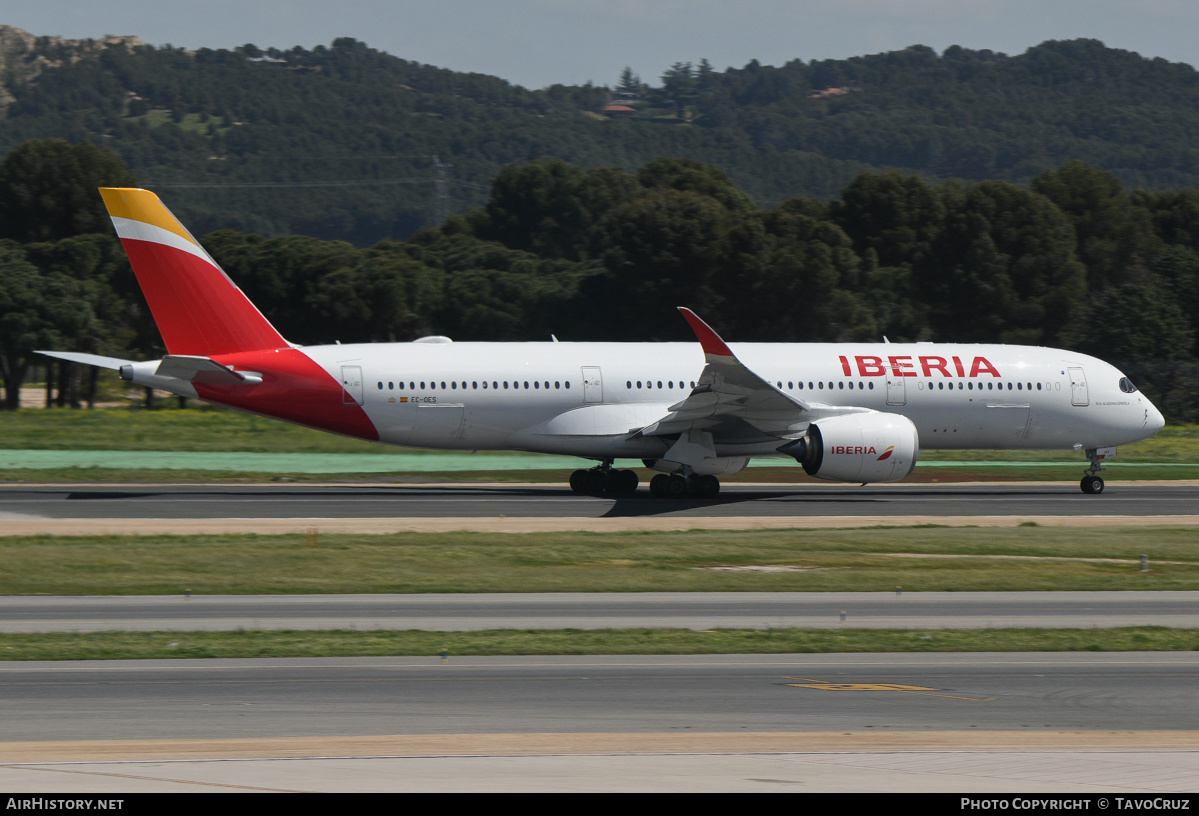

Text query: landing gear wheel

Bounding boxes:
[665,474,689,498]
[650,473,671,498]
[586,469,607,493]
[569,469,589,494]
[690,474,720,499]
[1080,475,1105,494]
[606,469,639,495]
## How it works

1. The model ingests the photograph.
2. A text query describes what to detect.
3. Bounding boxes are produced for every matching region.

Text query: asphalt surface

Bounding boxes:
[3,481,1197,790]
[3,653,1199,741]
[3,653,1198,792]
[2,481,1198,520]
[2,591,1197,633]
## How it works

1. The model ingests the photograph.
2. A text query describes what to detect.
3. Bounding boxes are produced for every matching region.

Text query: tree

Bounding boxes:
[0,247,96,409]
[616,66,641,95]
[637,158,754,213]
[0,139,137,243]
[596,189,733,337]
[1031,161,1160,291]
[830,172,945,271]
[660,61,695,118]
[923,180,1086,344]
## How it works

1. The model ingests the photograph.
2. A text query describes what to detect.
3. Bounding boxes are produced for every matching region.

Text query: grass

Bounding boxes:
[1,627,1195,661]
[3,527,1198,595]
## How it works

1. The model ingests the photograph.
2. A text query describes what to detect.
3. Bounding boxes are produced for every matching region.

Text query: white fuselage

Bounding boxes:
[299,340,1165,462]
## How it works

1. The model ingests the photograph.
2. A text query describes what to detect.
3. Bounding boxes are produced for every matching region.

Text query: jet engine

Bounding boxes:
[779,413,919,483]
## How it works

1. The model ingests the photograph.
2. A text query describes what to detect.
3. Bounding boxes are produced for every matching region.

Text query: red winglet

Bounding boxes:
[678,307,734,358]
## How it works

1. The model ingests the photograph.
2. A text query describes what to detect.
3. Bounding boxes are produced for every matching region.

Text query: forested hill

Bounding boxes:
[3,26,1199,244]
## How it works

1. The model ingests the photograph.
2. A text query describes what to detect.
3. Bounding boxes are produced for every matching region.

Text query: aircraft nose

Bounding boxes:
[1148,402,1166,434]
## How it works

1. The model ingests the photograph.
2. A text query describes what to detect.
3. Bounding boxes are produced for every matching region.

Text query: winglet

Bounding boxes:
[678,307,734,358]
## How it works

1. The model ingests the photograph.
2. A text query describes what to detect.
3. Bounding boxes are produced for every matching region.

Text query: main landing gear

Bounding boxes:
[648,471,721,499]
[569,461,639,495]
[1080,448,1105,494]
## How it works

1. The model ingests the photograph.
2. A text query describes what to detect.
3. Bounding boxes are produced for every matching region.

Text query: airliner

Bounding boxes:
[39,188,1165,497]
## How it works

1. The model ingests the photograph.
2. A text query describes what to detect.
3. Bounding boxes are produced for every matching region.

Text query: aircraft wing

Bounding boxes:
[636,308,868,440]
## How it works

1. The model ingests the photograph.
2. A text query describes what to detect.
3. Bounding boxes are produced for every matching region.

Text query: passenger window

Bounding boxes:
[377,382,383,390]
[556,382,561,389]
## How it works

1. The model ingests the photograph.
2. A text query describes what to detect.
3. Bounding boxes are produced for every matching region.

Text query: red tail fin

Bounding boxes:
[99,188,288,356]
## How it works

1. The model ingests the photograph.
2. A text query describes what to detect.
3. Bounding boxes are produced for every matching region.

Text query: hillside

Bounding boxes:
[3,27,1199,245]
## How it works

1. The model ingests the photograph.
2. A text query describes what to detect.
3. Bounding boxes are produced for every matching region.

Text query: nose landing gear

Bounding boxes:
[1080,448,1107,494]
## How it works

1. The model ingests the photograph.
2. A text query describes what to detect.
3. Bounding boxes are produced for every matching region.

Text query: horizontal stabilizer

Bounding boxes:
[35,350,134,370]
[155,355,262,385]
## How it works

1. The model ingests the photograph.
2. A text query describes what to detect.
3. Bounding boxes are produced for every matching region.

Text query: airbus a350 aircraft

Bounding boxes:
[39,188,1165,497]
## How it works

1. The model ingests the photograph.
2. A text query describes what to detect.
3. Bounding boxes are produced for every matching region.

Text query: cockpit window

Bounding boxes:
[1118,377,1138,394]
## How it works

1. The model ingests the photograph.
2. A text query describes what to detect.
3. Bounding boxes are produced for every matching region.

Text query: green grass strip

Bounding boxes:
[3,527,1199,595]
[2,627,1197,661]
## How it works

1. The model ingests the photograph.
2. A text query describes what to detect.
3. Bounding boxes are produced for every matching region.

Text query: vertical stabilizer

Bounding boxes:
[99,187,288,356]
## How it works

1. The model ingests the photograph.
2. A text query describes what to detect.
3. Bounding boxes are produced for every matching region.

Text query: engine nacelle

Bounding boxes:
[779,413,919,483]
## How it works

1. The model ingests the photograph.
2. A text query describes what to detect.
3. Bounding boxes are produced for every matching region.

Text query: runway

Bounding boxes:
[1,653,1197,791]
[3,481,1198,790]
[2,482,1198,535]
[3,591,1197,633]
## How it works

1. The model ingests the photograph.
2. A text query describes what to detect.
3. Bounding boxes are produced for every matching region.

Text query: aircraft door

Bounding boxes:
[582,366,603,404]
[1068,367,1089,406]
[340,365,364,406]
[886,373,906,406]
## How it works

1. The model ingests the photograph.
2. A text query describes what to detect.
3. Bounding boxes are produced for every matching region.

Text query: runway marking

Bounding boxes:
[9,763,303,792]
[784,676,995,701]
